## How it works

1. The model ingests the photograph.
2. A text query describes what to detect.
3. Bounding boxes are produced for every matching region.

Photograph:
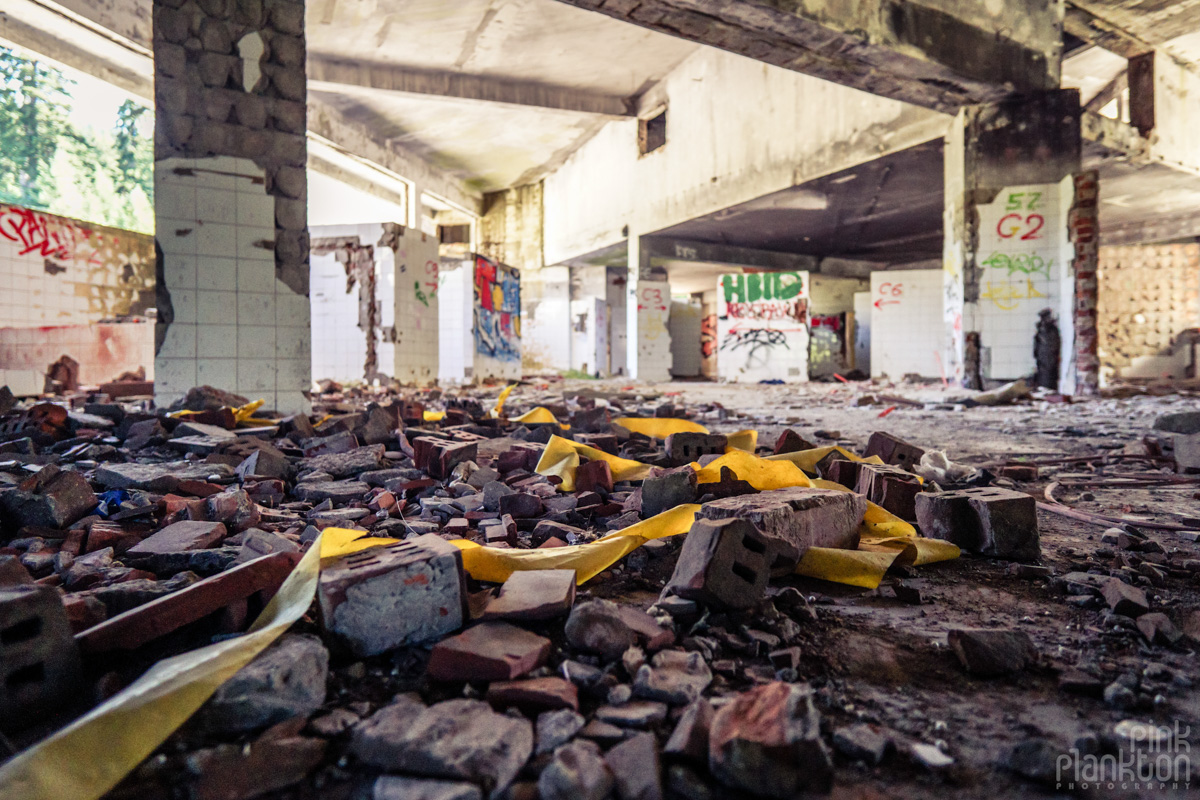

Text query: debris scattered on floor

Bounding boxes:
[0,377,1198,800]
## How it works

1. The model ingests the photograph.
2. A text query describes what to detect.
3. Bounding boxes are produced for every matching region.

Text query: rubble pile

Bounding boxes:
[0,380,1198,800]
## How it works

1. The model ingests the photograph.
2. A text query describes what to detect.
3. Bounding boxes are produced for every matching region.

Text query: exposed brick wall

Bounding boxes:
[1071,171,1099,395]
[1097,242,1200,380]
[153,0,308,296]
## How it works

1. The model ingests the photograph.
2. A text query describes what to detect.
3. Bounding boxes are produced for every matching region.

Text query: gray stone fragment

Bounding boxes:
[565,599,637,661]
[633,650,712,705]
[293,480,370,504]
[642,469,698,519]
[299,445,385,478]
[605,731,663,800]
[94,461,234,490]
[697,486,864,555]
[373,776,482,800]
[352,697,532,799]
[947,628,1036,676]
[198,633,328,735]
[538,739,614,800]
[832,723,890,765]
[537,709,586,754]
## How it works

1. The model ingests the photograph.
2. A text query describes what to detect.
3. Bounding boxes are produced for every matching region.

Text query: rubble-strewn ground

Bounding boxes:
[1,378,1197,800]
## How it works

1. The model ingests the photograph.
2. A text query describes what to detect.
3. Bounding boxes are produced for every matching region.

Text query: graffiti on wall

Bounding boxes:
[474,255,521,363]
[0,202,155,319]
[717,271,809,383]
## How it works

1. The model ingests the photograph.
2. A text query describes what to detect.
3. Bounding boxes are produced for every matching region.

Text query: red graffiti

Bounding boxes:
[0,204,96,261]
[700,314,717,358]
[725,299,805,322]
[810,314,843,332]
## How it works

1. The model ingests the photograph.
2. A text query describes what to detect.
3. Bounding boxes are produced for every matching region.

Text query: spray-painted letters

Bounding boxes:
[717,271,809,383]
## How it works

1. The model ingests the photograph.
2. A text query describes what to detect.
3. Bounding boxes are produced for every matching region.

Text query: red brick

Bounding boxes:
[486,677,579,712]
[427,622,551,682]
[125,520,228,556]
[76,551,299,653]
[481,569,576,621]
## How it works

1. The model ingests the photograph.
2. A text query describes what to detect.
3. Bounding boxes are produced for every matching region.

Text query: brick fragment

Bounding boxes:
[486,677,579,712]
[126,520,228,556]
[1,465,97,529]
[697,487,864,555]
[947,628,1036,676]
[319,535,467,657]
[664,432,728,467]
[1101,578,1150,617]
[708,682,832,797]
[854,464,921,521]
[76,551,298,653]
[863,431,925,470]
[642,468,697,518]
[427,621,551,682]
[575,459,614,493]
[914,487,1040,561]
[0,584,83,732]
[481,569,576,621]
[665,518,782,610]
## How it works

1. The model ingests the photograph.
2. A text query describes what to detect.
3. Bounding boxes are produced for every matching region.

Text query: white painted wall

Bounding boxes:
[970,179,1075,383]
[522,266,571,372]
[543,47,948,265]
[669,299,702,377]
[853,291,872,375]
[717,271,809,384]
[871,270,943,380]
[393,227,440,384]
[438,259,472,384]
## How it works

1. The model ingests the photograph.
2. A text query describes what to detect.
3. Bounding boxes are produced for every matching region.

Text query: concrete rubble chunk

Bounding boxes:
[832,723,891,765]
[0,584,83,732]
[708,682,833,798]
[697,486,864,555]
[915,486,1040,561]
[373,776,483,800]
[605,731,664,800]
[642,468,698,518]
[481,569,576,620]
[1101,577,1150,617]
[299,445,386,478]
[595,700,668,728]
[565,599,638,660]
[633,649,713,705]
[126,520,228,556]
[664,699,714,762]
[1,466,97,529]
[95,461,234,490]
[664,517,780,609]
[537,708,586,754]
[352,697,532,799]
[947,628,1036,676]
[293,479,370,504]
[538,739,614,800]
[486,676,578,712]
[319,535,467,656]
[197,633,329,735]
[427,621,552,682]
[863,431,926,469]
[185,735,327,800]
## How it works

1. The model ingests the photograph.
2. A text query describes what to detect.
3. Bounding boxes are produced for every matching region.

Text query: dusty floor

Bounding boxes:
[5,377,1197,800]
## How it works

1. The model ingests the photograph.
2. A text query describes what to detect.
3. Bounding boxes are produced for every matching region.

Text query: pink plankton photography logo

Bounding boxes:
[1057,721,1191,792]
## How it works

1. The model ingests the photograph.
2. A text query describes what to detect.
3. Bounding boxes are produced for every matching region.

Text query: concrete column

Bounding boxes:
[943,90,1082,391]
[625,233,672,381]
[153,0,311,412]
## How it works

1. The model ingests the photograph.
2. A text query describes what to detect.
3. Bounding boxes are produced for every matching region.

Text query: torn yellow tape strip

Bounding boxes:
[765,445,884,473]
[536,435,652,492]
[613,417,708,438]
[491,383,518,418]
[725,430,757,452]
[450,504,700,584]
[511,406,568,428]
[423,410,446,422]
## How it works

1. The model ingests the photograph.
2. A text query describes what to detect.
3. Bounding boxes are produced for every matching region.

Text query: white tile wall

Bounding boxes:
[393,227,440,383]
[973,180,1073,380]
[871,269,944,379]
[438,261,470,384]
[155,156,311,412]
[0,322,155,392]
[715,272,807,384]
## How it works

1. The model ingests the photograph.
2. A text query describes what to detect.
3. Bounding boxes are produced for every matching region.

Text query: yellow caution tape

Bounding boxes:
[511,406,569,429]
[0,529,411,800]
[450,504,700,584]
[694,449,813,490]
[536,435,653,491]
[491,384,518,418]
[423,410,446,422]
[765,445,885,474]
[726,430,757,452]
[613,417,708,438]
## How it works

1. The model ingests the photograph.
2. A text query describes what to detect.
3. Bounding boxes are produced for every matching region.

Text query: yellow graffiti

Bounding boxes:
[980,279,1046,310]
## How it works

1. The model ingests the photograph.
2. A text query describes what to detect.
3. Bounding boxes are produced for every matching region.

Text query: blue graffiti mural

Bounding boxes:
[473,256,521,362]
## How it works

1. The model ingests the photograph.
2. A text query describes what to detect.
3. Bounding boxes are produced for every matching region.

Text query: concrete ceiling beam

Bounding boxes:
[308,57,635,117]
[307,99,483,216]
[547,0,1061,114]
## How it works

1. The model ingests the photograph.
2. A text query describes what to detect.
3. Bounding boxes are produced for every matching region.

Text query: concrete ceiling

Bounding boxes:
[657,141,947,265]
[305,0,697,192]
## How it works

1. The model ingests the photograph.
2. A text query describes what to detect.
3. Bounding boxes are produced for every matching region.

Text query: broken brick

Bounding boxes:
[481,569,576,621]
[697,486,864,555]
[854,464,921,521]
[427,621,551,682]
[575,459,614,493]
[664,432,728,467]
[0,584,83,732]
[125,520,228,556]
[1,465,97,530]
[664,518,780,610]
[863,431,925,470]
[486,676,579,712]
[319,535,467,657]
[915,487,1040,561]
